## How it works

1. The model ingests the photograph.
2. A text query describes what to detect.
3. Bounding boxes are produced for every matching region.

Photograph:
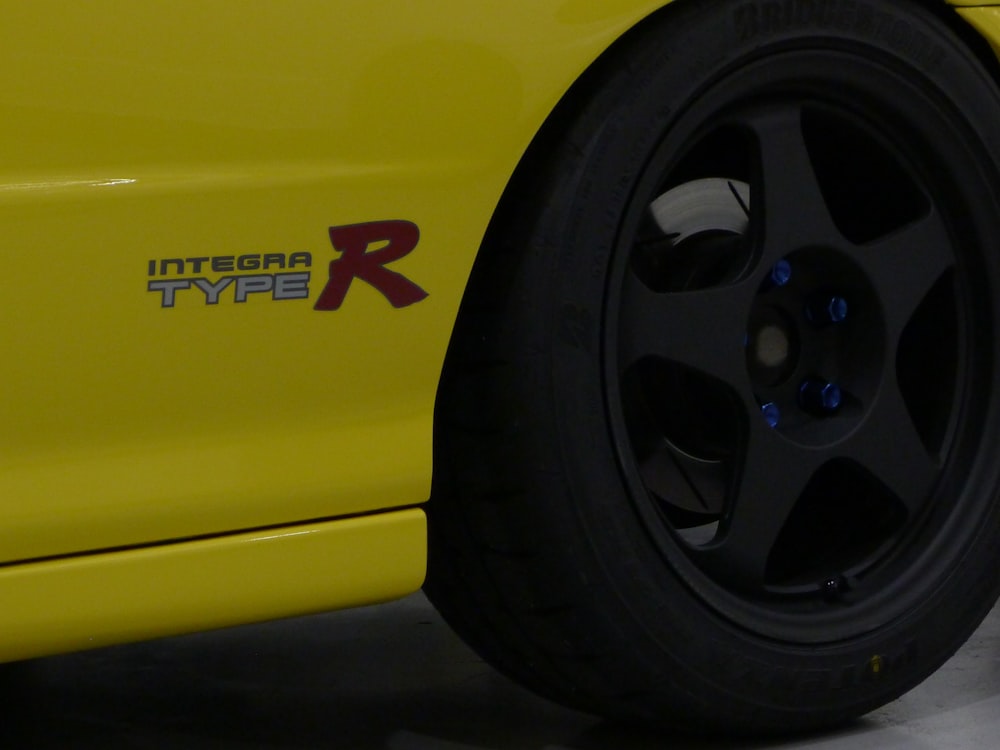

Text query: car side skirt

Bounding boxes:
[0,508,426,663]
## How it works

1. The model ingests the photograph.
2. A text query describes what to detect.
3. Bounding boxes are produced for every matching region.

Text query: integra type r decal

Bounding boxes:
[147,220,428,310]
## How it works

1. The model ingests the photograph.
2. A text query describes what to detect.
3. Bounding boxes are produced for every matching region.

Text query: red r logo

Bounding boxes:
[313,220,429,311]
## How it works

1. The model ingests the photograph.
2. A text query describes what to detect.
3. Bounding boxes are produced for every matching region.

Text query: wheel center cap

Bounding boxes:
[754,324,790,368]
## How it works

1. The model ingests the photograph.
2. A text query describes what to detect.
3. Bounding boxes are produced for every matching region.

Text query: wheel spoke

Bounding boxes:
[742,104,842,255]
[694,421,823,589]
[638,438,727,515]
[854,208,955,337]
[841,374,940,513]
[618,266,754,389]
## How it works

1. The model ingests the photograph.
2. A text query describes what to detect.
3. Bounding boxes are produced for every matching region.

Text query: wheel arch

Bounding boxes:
[443,0,1000,372]
[430,0,1000,500]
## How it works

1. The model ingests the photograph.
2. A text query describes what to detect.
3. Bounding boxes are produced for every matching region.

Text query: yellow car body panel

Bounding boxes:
[956,6,1000,57]
[0,0,670,565]
[0,509,426,663]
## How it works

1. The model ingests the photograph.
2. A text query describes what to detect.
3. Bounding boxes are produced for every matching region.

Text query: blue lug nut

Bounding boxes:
[769,259,792,288]
[807,295,849,325]
[799,379,843,414]
[826,296,848,323]
[760,402,781,429]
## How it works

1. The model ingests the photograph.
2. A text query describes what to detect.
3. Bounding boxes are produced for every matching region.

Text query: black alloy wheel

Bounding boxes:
[426,0,1000,733]
[608,54,988,639]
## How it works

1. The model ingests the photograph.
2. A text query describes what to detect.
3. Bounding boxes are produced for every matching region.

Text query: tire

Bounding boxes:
[425,0,1000,733]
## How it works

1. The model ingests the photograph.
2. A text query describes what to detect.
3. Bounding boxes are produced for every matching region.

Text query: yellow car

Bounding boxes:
[4,0,1000,734]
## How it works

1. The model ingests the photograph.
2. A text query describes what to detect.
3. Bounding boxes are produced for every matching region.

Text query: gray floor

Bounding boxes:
[1,593,997,749]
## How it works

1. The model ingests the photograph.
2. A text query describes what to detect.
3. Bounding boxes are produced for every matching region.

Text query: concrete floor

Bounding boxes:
[0,593,997,749]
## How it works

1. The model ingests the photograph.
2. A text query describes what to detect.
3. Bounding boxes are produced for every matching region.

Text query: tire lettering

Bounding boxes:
[732,0,943,67]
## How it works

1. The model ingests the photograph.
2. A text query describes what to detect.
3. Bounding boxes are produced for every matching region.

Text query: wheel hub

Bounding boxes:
[745,248,883,443]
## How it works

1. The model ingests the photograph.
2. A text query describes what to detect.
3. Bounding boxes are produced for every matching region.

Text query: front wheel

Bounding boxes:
[426,0,1000,733]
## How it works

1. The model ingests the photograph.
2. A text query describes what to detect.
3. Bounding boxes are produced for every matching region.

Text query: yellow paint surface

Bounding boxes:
[0,509,426,662]
[0,1,669,561]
